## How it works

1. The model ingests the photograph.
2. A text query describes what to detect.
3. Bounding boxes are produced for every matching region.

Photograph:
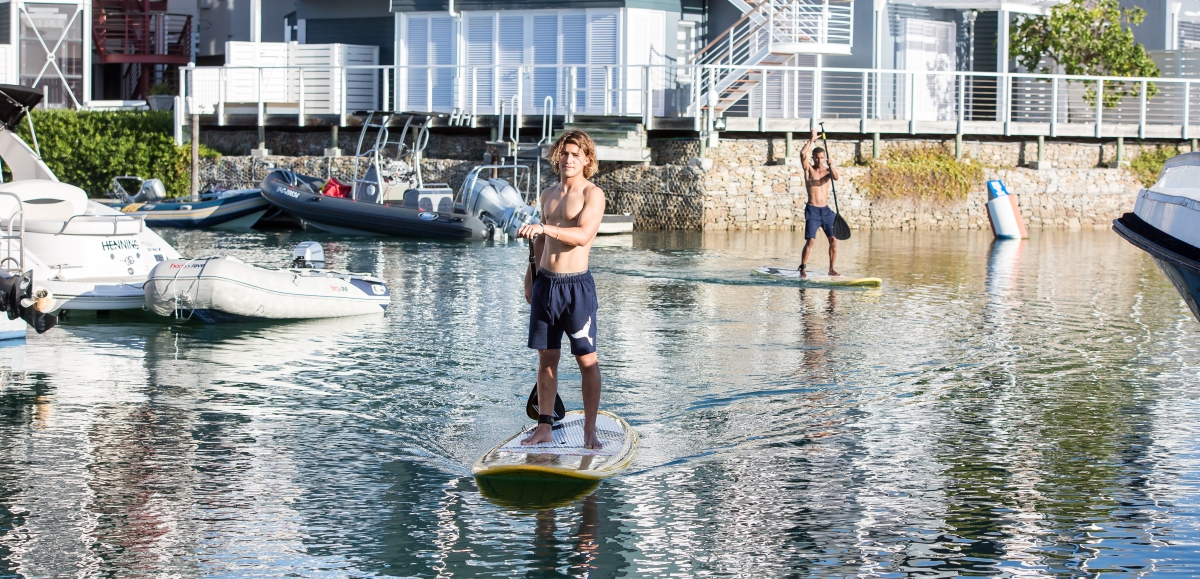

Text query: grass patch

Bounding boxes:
[856,145,984,203]
[1130,145,1181,188]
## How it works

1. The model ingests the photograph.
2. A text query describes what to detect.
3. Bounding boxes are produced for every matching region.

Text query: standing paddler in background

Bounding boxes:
[799,127,841,277]
[518,130,607,449]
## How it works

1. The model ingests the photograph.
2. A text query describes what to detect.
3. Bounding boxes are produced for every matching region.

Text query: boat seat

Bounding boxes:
[0,180,89,222]
[403,189,455,213]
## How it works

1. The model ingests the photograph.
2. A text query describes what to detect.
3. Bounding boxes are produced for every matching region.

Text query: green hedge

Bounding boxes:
[11,110,190,198]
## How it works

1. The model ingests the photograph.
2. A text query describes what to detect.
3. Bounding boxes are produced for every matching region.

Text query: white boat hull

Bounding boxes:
[145,257,390,322]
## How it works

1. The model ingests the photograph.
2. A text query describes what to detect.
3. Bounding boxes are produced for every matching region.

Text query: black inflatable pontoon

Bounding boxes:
[261,170,492,239]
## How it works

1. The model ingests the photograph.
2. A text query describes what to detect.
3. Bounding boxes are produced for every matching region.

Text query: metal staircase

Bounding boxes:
[92,0,192,99]
[552,118,650,163]
[690,0,853,115]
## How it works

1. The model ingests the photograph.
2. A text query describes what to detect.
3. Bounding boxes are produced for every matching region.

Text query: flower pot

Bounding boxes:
[147,95,174,111]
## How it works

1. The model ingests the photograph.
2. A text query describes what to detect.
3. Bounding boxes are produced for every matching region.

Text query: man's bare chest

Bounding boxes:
[544,191,586,223]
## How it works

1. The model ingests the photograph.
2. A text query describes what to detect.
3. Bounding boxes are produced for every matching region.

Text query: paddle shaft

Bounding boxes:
[817,123,841,216]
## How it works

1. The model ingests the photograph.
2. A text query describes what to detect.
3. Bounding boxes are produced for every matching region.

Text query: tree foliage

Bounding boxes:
[12,110,190,198]
[1010,0,1159,107]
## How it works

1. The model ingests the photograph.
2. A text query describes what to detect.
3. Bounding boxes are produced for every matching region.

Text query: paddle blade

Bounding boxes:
[833,213,852,241]
[525,383,566,421]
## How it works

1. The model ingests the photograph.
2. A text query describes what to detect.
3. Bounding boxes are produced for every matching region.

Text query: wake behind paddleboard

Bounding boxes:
[754,266,882,287]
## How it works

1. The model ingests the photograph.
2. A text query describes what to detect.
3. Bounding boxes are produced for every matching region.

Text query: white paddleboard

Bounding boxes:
[754,266,882,287]
[473,411,638,481]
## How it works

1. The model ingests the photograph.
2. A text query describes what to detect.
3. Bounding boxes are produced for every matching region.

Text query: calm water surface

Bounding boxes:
[0,228,1197,577]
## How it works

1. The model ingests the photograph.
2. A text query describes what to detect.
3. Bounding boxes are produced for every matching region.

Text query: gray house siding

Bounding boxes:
[1123,0,1168,51]
[304,18,396,64]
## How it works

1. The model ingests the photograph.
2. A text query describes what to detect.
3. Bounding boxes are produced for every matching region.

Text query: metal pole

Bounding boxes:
[643,65,652,129]
[1185,81,1191,140]
[298,69,305,127]
[1095,80,1104,139]
[256,67,264,128]
[908,70,915,134]
[860,70,868,132]
[190,104,199,202]
[956,72,964,136]
[605,66,612,116]
[1138,79,1147,139]
[218,67,226,126]
[1050,77,1058,137]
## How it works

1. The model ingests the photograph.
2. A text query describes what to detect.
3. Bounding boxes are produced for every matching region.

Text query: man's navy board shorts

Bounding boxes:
[805,203,836,239]
[528,268,598,356]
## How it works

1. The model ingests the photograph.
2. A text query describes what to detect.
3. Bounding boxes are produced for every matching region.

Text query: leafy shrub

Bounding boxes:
[148,83,176,96]
[856,145,985,203]
[12,110,190,198]
[1130,145,1181,188]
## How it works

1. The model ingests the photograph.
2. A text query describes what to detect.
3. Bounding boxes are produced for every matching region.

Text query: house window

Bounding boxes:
[19,3,83,108]
[400,9,624,115]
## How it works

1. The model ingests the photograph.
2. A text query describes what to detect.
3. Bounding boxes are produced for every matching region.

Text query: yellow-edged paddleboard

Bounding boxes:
[473,410,638,508]
[754,266,882,287]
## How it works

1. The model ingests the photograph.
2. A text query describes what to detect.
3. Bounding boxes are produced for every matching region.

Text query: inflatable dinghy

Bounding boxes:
[144,242,389,323]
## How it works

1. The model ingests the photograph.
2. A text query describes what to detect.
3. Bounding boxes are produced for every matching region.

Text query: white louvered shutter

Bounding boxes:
[467,14,494,111]
[532,14,558,114]
[561,14,587,111]
[430,16,454,110]
[587,13,618,113]
[406,17,429,111]
[496,15,524,112]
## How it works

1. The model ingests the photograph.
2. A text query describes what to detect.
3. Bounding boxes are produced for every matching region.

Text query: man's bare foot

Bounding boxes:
[583,429,603,450]
[521,424,554,445]
[799,265,808,278]
[828,268,840,276]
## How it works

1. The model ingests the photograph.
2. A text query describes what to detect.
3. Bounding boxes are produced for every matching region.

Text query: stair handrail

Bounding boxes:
[689,1,772,65]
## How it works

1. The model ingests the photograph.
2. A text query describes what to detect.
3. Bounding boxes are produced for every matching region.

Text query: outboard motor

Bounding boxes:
[133,179,166,203]
[292,241,326,268]
[464,177,540,239]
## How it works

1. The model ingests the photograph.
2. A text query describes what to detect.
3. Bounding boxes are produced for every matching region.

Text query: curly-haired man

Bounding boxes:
[517,129,607,449]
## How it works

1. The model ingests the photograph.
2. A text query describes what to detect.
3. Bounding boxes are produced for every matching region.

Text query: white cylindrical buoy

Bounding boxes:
[985,180,1027,239]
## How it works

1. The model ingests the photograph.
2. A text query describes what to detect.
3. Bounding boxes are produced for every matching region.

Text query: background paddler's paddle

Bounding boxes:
[525,233,566,422]
[818,122,852,241]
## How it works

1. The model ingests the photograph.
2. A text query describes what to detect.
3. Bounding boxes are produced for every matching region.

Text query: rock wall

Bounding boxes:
[700,164,1140,231]
[197,134,1156,231]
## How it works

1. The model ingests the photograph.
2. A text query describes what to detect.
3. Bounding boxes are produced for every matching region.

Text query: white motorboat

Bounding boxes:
[144,242,389,323]
[0,84,182,316]
[1113,152,1200,322]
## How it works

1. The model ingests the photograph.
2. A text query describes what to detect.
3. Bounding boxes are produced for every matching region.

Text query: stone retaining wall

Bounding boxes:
[197,133,1153,231]
[700,164,1139,231]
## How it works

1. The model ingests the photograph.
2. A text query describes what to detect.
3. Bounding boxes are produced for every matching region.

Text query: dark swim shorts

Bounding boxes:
[804,203,836,239]
[528,269,599,356]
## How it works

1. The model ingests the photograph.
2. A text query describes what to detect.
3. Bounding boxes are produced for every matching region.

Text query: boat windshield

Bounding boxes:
[1150,164,1200,201]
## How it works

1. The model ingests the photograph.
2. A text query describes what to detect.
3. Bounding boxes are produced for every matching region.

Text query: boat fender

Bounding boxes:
[985,180,1027,239]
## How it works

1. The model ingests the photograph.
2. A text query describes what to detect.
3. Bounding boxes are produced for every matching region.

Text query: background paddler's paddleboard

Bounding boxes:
[474,410,638,508]
[754,266,882,287]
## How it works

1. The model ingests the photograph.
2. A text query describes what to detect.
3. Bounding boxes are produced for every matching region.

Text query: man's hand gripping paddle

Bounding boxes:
[818,122,852,241]
[524,234,567,422]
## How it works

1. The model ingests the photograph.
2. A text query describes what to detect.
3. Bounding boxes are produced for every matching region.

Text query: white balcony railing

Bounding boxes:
[178,63,1200,141]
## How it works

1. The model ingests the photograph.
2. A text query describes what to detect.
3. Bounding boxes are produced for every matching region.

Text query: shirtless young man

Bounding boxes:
[516,130,607,449]
[799,127,841,277]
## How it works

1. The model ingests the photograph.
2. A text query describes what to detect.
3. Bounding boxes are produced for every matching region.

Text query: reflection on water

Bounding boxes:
[0,228,1196,576]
